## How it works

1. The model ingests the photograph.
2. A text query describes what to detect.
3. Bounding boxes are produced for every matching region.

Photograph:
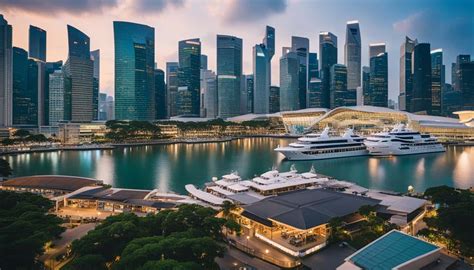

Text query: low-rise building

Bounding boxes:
[59,122,107,144]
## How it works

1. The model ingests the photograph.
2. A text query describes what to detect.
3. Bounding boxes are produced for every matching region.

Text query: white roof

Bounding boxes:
[301,172,318,179]
[227,183,249,192]
[185,184,228,206]
[366,191,427,213]
[247,177,328,192]
[207,186,235,196]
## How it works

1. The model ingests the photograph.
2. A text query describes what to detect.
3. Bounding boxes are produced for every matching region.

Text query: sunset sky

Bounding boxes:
[1,0,473,100]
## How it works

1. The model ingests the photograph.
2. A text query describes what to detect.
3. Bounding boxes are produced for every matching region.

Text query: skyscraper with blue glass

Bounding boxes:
[319,32,337,108]
[0,15,13,127]
[367,43,388,107]
[217,35,242,118]
[28,25,46,62]
[114,21,155,120]
[330,64,347,109]
[253,26,274,114]
[292,36,309,109]
[430,49,444,115]
[177,38,201,117]
[280,50,299,111]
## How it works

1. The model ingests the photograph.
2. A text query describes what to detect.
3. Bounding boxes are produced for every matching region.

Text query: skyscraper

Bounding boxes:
[217,35,242,118]
[64,25,93,122]
[155,69,167,119]
[244,75,254,113]
[200,69,217,118]
[166,62,179,117]
[411,43,432,113]
[98,93,107,120]
[307,78,322,108]
[90,49,100,120]
[12,47,31,126]
[330,64,348,109]
[114,21,155,121]
[269,86,280,113]
[362,66,370,105]
[43,61,62,125]
[280,51,299,111]
[367,43,388,107]
[453,55,471,91]
[28,25,46,62]
[319,32,337,108]
[48,69,65,125]
[345,21,361,96]
[200,54,208,70]
[177,38,201,117]
[308,52,319,80]
[292,36,309,109]
[458,57,474,110]
[252,26,274,114]
[399,36,417,111]
[430,49,444,115]
[0,15,13,127]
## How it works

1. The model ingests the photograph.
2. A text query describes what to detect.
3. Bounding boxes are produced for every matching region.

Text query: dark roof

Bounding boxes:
[126,199,177,209]
[242,189,380,230]
[70,188,149,202]
[1,175,100,192]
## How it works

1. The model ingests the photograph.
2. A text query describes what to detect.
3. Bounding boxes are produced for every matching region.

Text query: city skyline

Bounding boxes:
[1,0,472,101]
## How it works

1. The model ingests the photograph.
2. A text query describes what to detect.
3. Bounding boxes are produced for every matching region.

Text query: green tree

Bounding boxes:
[13,129,30,138]
[0,158,12,177]
[64,254,107,270]
[221,200,236,217]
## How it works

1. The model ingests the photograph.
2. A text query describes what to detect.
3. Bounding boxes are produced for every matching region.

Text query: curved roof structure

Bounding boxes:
[1,175,101,192]
[454,111,474,127]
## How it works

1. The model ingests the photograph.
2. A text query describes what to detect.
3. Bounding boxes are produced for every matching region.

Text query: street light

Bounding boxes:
[265,249,269,254]
[246,235,250,250]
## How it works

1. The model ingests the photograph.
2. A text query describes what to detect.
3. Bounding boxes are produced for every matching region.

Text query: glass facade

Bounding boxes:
[344,21,361,94]
[458,58,474,110]
[43,61,62,126]
[269,86,280,113]
[292,36,309,109]
[367,44,388,107]
[217,35,242,118]
[12,47,29,126]
[28,25,46,62]
[200,69,217,118]
[430,50,444,115]
[362,66,370,106]
[307,78,323,108]
[411,43,432,113]
[90,49,100,121]
[253,44,269,113]
[319,32,337,109]
[399,36,417,111]
[177,38,201,117]
[114,21,155,120]
[154,69,167,119]
[166,62,179,117]
[245,75,254,113]
[308,53,319,81]
[330,64,347,109]
[48,70,65,125]
[0,15,13,127]
[280,51,299,111]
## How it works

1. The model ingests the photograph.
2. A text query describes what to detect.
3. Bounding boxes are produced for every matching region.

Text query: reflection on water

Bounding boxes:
[7,138,474,194]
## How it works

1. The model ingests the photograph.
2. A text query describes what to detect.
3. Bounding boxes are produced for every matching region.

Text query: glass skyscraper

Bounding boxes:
[367,43,388,107]
[114,21,155,120]
[457,55,474,110]
[411,43,432,113]
[330,64,347,109]
[217,35,242,118]
[28,25,46,62]
[43,61,62,126]
[48,70,65,125]
[12,47,30,126]
[307,78,322,108]
[166,62,179,117]
[430,49,444,115]
[280,51,299,111]
[90,49,100,120]
[253,26,275,114]
[64,25,93,122]
[362,66,370,106]
[399,36,417,111]
[0,15,13,127]
[345,21,361,97]
[308,53,319,80]
[244,75,254,113]
[177,38,201,117]
[200,69,217,118]
[292,36,309,109]
[155,68,167,119]
[319,32,337,109]
[269,86,280,113]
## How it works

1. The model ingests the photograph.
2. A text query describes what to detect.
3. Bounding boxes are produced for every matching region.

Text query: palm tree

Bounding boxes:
[221,200,237,217]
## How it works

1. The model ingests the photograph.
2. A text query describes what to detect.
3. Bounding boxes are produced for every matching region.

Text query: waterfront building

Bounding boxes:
[28,25,46,62]
[200,69,217,118]
[253,26,275,114]
[43,61,62,125]
[366,43,388,107]
[399,36,417,111]
[269,86,280,113]
[345,21,361,97]
[48,70,65,125]
[457,56,474,110]
[155,68,167,119]
[166,62,179,117]
[177,38,201,117]
[90,49,100,120]
[330,64,348,109]
[291,36,309,109]
[308,52,319,81]
[307,78,323,108]
[319,32,337,108]
[430,49,444,115]
[98,93,107,120]
[0,15,13,127]
[217,35,242,118]
[411,43,432,113]
[280,51,299,111]
[200,54,208,70]
[64,25,93,122]
[114,21,155,121]
[244,75,254,113]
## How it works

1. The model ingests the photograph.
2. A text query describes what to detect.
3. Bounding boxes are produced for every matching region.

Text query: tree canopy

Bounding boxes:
[0,158,12,177]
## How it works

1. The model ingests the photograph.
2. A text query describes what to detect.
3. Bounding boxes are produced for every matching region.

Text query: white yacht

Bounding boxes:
[274,127,368,160]
[364,124,445,156]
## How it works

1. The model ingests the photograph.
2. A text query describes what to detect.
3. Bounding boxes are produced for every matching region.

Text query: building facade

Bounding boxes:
[90,49,100,121]
[307,78,323,108]
[367,43,388,107]
[155,68,167,119]
[166,62,179,117]
[0,15,13,127]
[280,51,299,111]
[345,21,361,97]
[292,36,309,110]
[200,69,217,118]
[430,49,444,116]
[269,86,280,113]
[48,70,65,125]
[28,25,46,62]
[319,32,338,109]
[399,36,417,111]
[177,38,201,117]
[253,26,275,114]
[330,64,348,109]
[411,43,432,113]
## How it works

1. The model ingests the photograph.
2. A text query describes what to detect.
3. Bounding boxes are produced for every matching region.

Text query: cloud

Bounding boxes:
[0,0,119,15]
[215,0,287,23]
[131,0,185,14]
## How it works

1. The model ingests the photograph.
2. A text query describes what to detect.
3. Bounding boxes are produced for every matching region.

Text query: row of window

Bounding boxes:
[303,146,366,155]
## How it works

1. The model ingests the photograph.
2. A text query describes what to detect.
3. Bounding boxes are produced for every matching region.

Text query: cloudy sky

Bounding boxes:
[1,0,473,100]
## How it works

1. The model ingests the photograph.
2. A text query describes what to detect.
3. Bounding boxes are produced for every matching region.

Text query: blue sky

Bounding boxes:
[1,0,473,100]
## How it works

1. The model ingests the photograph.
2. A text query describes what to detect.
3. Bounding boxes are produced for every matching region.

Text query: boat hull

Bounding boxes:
[274,148,369,160]
[365,144,446,156]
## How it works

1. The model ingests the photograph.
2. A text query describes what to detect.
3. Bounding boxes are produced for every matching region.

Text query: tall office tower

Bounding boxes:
[200,69,217,118]
[330,64,348,109]
[106,96,114,120]
[98,93,107,120]
[280,51,299,111]
[114,22,155,121]
[166,62,179,117]
[319,32,337,108]
[308,53,319,79]
[43,61,62,125]
[12,47,31,126]
[269,86,280,113]
[252,26,275,114]
[430,49,444,115]
[307,78,322,108]
[367,43,388,107]
[356,86,363,105]
[90,49,100,120]
[458,57,474,110]
[177,38,201,117]
[362,66,370,105]
[154,69,167,119]
[48,69,65,125]
[411,43,432,113]
[345,21,361,97]
[200,54,208,70]
[217,35,242,118]
[244,75,254,113]
[28,25,46,62]
[399,36,417,111]
[291,36,309,109]
[0,15,13,127]
[63,25,93,122]
[442,83,461,116]
[453,55,471,91]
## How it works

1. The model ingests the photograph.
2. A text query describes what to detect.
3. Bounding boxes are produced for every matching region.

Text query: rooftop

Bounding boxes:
[1,175,101,192]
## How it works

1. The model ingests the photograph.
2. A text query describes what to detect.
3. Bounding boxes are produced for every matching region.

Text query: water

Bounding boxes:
[6,138,474,194]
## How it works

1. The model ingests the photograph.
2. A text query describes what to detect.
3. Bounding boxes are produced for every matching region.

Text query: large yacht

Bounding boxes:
[274,127,368,160]
[364,124,445,156]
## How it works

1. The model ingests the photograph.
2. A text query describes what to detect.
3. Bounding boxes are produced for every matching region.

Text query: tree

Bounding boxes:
[221,200,236,217]
[0,158,12,178]
[64,254,107,270]
[13,129,30,138]
[358,205,377,218]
